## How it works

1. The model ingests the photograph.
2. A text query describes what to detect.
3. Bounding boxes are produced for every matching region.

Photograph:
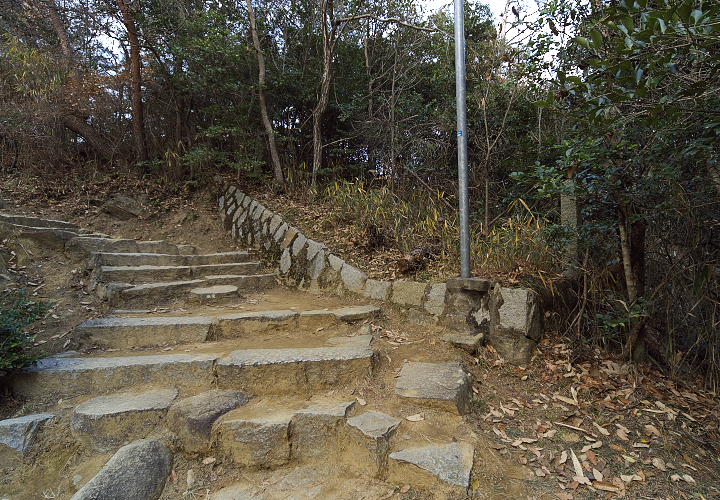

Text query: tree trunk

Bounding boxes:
[47,0,73,60]
[311,0,334,190]
[117,0,149,162]
[62,114,113,161]
[246,0,285,190]
[618,204,647,359]
[47,0,113,161]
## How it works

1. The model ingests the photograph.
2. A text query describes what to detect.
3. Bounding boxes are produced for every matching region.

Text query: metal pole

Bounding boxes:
[454,0,471,278]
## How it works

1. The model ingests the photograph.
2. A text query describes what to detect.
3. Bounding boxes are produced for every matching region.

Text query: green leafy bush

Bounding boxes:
[0,289,51,371]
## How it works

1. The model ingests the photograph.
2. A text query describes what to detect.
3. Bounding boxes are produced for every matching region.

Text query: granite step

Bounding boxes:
[74,316,215,349]
[12,337,374,399]
[73,305,381,349]
[91,251,254,267]
[97,262,262,283]
[114,274,277,306]
[212,397,357,468]
[67,237,194,256]
[0,213,79,230]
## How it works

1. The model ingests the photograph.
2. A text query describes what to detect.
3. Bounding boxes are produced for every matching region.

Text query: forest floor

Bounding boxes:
[1,170,719,499]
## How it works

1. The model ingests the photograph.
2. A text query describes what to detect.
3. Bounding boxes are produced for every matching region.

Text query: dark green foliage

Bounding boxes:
[0,289,51,371]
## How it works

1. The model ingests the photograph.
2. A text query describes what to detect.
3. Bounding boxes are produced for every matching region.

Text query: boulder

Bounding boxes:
[102,195,143,219]
[167,390,249,453]
[442,333,484,354]
[71,439,172,500]
[0,413,55,465]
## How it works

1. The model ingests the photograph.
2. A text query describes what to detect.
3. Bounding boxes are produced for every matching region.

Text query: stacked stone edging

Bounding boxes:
[219,186,543,364]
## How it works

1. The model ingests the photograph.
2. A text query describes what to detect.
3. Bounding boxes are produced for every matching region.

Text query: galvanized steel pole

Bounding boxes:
[454,0,471,278]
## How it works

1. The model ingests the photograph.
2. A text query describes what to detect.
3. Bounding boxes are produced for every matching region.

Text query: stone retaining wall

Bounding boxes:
[219,186,543,365]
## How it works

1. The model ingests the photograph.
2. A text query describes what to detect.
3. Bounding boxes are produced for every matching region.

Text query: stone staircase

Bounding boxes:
[0,213,480,500]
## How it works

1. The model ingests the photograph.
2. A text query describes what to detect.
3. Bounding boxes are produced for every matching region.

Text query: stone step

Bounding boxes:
[388,442,474,493]
[75,316,215,349]
[11,353,217,399]
[189,284,240,305]
[92,251,254,267]
[97,262,262,283]
[67,237,194,256]
[212,398,357,468]
[394,362,473,415]
[215,336,374,396]
[73,305,381,349]
[71,388,179,452]
[114,274,277,306]
[0,223,80,250]
[0,213,79,230]
[12,338,374,399]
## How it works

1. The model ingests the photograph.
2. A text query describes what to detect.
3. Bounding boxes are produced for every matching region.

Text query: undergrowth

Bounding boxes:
[324,178,563,281]
[0,289,51,371]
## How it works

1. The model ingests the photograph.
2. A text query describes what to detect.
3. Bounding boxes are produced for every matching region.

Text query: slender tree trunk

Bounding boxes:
[618,204,648,359]
[246,0,285,190]
[311,0,334,190]
[46,0,113,161]
[117,0,149,162]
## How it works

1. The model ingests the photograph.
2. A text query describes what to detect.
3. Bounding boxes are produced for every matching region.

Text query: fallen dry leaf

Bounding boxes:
[593,422,610,436]
[652,457,667,471]
[405,413,424,422]
[620,474,642,482]
[594,481,620,492]
[570,449,585,479]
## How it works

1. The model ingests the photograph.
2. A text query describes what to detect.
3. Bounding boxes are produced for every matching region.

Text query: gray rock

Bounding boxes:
[167,390,249,453]
[0,413,55,462]
[424,283,447,316]
[395,362,472,415]
[487,286,543,365]
[72,389,178,452]
[346,411,400,442]
[389,442,474,488]
[327,254,344,272]
[291,233,308,257]
[442,333,484,354]
[292,400,355,461]
[305,240,325,261]
[189,284,239,304]
[307,250,326,281]
[346,411,401,473]
[332,305,381,322]
[280,249,291,274]
[71,439,172,500]
[102,194,143,219]
[340,265,367,293]
[214,412,292,468]
[269,215,283,234]
[362,279,391,301]
[391,281,428,307]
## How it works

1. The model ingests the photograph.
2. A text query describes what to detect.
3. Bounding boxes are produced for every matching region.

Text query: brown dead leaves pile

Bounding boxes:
[476,341,720,499]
